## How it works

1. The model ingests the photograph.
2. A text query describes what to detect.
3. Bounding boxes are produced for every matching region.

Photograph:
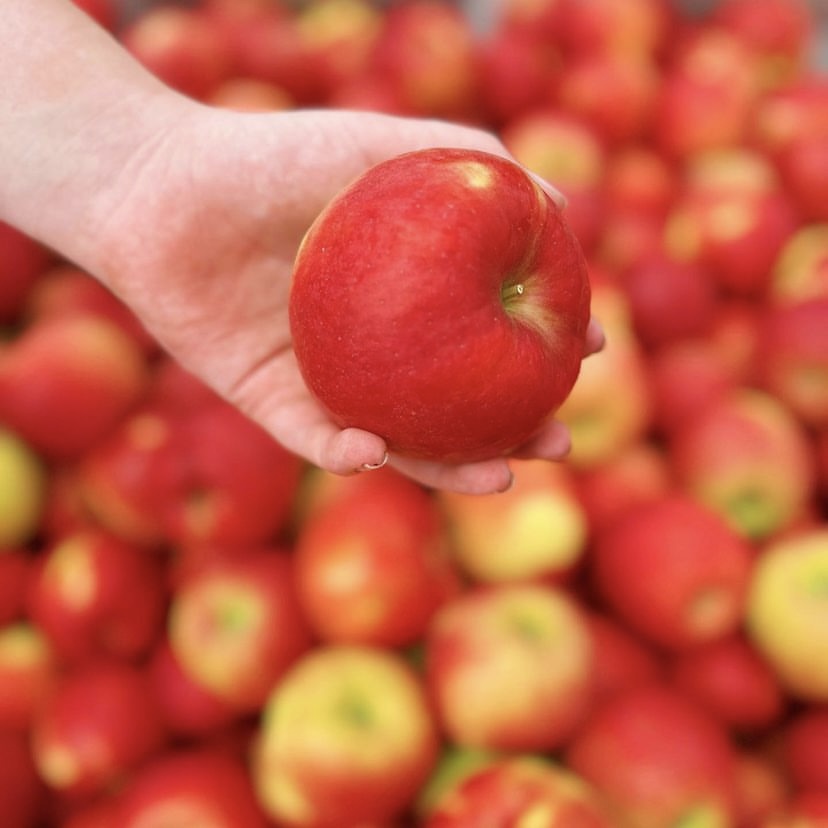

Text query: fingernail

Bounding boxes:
[358,452,389,472]
[499,471,515,493]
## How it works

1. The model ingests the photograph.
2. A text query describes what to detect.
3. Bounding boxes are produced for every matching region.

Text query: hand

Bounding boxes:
[93,104,604,495]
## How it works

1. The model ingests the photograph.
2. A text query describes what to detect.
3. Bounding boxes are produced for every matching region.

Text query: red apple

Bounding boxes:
[663,147,799,297]
[148,639,238,739]
[585,611,663,706]
[647,337,739,436]
[591,494,753,651]
[620,249,718,349]
[669,387,816,540]
[572,439,673,531]
[476,27,562,127]
[756,297,828,430]
[425,755,614,827]
[26,528,166,665]
[24,263,157,355]
[157,401,305,548]
[0,315,150,461]
[554,279,653,468]
[746,528,828,701]
[566,682,739,828]
[120,6,233,100]
[556,0,673,59]
[766,792,828,826]
[168,546,312,713]
[289,147,591,463]
[365,1,481,120]
[252,644,440,827]
[0,221,51,323]
[437,459,588,584]
[0,730,45,828]
[652,28,762,160]
[115,748,270,828]
[781,708,828,794]
[501,109,607,252]
[31,661,167,801]
[425,583,594,752]
[293,467,461,647]
[601,145,678,219]
[0,621,57,731]
[777,133,828,222]
[767,221,828,305]
[711,0,814,89]
[555,51,660,146]
[0,426,47,547]
[668,634,787,734]
[292,0,383,102]
[80,399,304,548]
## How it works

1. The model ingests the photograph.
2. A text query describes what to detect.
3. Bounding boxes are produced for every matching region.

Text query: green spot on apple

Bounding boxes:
[338,693,375,730]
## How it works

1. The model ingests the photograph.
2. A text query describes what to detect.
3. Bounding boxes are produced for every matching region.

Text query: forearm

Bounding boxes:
[0,0,191,273]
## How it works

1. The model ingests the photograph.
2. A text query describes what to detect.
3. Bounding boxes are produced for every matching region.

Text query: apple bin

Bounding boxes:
[2,0,828,825]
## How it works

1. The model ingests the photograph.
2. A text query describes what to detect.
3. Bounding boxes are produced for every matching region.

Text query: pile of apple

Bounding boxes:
[2,0,828,825]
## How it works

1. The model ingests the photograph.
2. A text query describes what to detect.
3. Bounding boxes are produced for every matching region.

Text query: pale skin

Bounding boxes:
[0,0,603,495]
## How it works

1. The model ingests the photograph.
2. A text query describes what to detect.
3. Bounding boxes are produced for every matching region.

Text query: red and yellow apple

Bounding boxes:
[290,147,591,463]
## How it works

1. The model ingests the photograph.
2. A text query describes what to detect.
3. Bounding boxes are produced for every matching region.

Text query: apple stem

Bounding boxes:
[502,283,525,302]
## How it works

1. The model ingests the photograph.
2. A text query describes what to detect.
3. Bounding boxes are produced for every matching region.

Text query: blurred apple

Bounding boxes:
[475,27,562,127]
[115,748,270,828]
[168,546,312,714]
[756,297,828,429]
[668,633,787,735]
[780,707,828,794]
[555,51,660,146]
[620,250,718,349]
[0,315,150,462]
[26,529,166,665]
[767,221,828,305]
[664,147,798,297]
[591,494,753,651]
[652,27,762,160]
[670,387,816,540]
[425,583,594,752]
[0,426,47,548]
[425,755,614,827]
[732,750,790,828]
[148,639,238,740]
[438,459,588,584]
[554,279,653,468]
[24,263,157,355]
[572,439,673,531]
[585,611,663,706]
[710,0,814,89]
[501,108,606,252]
[566,682,739,828]
[31,661,167,801]
[747,528,828,701]
[365,0,480,120]
[293,468,461,647]
[252,644,440,827]
[0,621,56,731]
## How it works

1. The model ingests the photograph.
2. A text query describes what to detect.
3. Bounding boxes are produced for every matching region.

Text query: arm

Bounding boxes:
[0,1,599,495]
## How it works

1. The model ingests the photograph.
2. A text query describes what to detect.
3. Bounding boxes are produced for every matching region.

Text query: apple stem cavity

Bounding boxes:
[501,281,525,308]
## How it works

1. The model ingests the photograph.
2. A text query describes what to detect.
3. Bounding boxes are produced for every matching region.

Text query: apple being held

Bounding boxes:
[289,147,591,463]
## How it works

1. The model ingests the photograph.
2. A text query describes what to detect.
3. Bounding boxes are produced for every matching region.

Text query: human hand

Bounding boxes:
[93,104,604,495]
